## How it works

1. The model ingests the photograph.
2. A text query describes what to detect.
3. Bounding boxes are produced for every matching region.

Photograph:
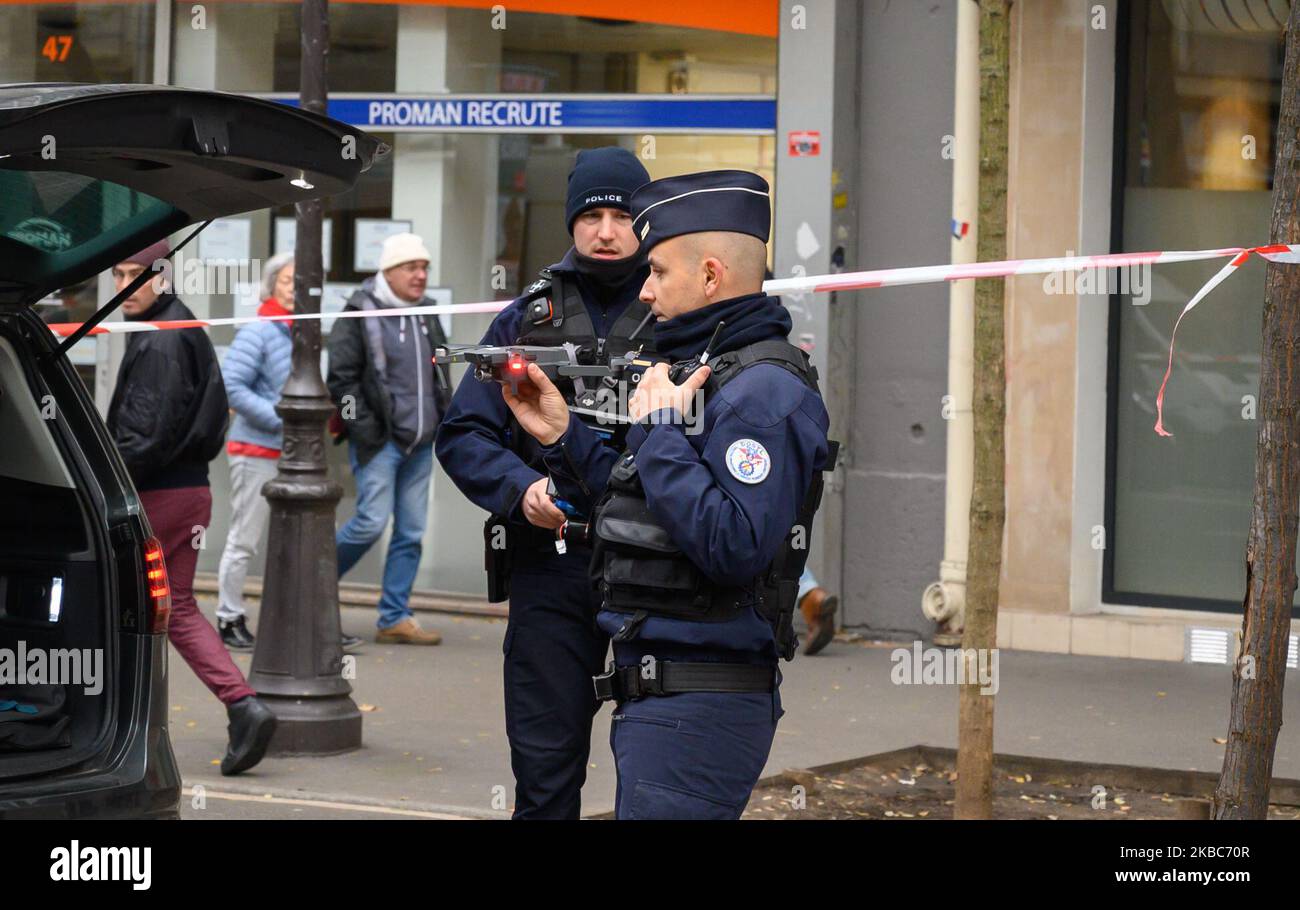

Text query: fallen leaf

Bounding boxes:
[1213,737,1227,745]
[358,703,379,712]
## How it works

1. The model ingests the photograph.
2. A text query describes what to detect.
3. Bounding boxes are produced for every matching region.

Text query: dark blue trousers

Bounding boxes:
[610,688,781,819]
[502,557,609,819]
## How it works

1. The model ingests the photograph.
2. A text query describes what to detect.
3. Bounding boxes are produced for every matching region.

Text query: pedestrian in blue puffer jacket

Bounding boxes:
[215,253,297,651]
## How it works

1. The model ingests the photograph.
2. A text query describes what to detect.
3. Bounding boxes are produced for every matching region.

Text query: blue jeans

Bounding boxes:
[798,567,818,602]
[336,439,434,629]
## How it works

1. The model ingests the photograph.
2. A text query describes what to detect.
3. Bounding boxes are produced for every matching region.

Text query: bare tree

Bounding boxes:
[955,0,1010,820]
[1213,2,1300,820]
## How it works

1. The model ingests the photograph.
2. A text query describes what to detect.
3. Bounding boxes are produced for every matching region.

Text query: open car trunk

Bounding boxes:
[0,318,113,777]
[0,83,384,784]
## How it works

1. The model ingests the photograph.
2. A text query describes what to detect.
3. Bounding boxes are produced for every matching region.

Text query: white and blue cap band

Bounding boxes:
[630,170,771,252]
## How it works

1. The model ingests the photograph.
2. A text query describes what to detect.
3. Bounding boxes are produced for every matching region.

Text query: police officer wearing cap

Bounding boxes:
[502,170,834,819]
[435,147,655,819]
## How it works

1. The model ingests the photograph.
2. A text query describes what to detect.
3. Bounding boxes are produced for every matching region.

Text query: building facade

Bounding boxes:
[4,0,1292,663]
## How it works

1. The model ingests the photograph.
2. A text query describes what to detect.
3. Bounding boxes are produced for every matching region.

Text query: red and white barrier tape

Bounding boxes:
[45,300,510,337]
[46,243,1300,436]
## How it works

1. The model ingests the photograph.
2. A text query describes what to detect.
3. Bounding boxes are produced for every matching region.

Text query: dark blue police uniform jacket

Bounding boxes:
[538,293,832,668]
[433,247,647,820]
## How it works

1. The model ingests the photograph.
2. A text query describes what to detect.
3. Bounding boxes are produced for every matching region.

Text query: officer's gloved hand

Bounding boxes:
[502,362,571,446]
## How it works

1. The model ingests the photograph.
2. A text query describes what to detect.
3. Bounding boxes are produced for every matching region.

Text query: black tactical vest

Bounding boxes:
[587,339,839,661]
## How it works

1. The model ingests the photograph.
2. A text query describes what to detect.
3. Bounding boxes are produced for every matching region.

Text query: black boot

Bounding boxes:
[218,616,256,651]
[220,695,277,776]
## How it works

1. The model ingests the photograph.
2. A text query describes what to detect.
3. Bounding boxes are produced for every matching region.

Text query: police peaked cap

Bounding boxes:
[630,170,771,252]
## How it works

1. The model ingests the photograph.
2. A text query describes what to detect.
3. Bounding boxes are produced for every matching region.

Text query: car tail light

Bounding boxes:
[143,537,171,634]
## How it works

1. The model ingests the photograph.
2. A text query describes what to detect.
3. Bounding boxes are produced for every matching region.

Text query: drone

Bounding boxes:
[435,342,656,423]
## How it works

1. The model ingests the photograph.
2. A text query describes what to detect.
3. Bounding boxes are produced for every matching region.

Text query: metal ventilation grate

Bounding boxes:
[1188,628,1231,664]
[1186,628,1299,667]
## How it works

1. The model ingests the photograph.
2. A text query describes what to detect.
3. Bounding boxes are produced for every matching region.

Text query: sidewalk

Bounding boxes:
[170,597,1300,819]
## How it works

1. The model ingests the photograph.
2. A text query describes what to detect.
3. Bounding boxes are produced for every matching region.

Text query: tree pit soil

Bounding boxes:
[742,749,1300,820]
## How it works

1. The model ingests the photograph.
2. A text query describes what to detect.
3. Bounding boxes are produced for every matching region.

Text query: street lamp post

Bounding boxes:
[247,0,362,754]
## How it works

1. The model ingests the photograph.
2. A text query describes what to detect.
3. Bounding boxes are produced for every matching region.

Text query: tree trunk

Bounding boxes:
[1212,3,1300,820]
[955,0,1010,821]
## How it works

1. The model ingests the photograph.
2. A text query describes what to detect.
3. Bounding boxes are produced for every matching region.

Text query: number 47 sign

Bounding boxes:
[41,35,74,64]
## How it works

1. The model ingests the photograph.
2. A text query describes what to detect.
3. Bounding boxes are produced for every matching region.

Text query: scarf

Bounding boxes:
[572,249,647,308]
[361,270,419,378]
[651,292,793,363]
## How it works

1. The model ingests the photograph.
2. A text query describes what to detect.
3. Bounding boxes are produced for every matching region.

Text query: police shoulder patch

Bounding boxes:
[725,438,771,484]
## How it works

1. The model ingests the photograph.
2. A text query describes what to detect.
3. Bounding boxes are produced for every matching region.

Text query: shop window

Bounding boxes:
[1107,0,1289,608]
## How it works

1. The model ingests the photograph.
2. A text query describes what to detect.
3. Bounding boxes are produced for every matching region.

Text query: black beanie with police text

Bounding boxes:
[565,147,651,235]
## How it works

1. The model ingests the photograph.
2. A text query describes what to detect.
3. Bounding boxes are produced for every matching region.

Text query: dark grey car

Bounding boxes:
[0,84,383,818]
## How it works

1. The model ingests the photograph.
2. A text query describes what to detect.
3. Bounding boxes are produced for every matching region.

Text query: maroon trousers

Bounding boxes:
[139,486,256,706]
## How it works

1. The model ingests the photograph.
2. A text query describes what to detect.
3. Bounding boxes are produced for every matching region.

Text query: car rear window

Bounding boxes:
[0,169,169,255]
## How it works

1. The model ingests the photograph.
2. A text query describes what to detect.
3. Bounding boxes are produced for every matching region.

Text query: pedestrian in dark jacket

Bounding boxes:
[106,239,277,777]
[326,232,451,644]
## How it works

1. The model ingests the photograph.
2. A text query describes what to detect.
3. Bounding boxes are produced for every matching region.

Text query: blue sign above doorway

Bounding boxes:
[257,93,776,135]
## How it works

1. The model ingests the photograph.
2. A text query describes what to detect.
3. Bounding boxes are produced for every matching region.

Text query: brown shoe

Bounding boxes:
[799,587,838,656]
[375,617,442,646]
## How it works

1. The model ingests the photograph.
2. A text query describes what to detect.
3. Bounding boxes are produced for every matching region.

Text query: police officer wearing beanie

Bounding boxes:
[435,146,654,819]
[503,170,834,819]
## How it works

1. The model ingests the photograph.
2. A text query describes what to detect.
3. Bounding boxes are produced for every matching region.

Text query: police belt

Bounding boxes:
[593,660,775,702]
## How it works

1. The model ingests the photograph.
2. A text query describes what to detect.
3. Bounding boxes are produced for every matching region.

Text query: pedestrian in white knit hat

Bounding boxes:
[379,232,432,274]
[325,229,449,646]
